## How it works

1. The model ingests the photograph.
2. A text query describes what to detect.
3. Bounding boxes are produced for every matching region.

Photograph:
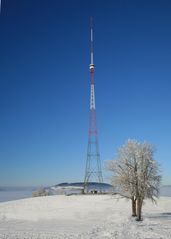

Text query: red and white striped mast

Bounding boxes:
[84,17,103,193]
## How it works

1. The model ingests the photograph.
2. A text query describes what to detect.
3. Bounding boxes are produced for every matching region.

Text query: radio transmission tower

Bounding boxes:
[84,18,103,192]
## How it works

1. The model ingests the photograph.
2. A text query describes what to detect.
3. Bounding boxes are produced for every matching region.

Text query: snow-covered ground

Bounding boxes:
[0,195,171,239]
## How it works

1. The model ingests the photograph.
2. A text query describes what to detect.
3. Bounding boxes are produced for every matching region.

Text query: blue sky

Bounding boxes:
[0,0,171,186]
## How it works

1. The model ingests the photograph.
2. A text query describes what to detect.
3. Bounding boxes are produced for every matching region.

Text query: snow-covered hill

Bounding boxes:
[160,185,171,197]
[41,182,114,196]
[0,195,171,239]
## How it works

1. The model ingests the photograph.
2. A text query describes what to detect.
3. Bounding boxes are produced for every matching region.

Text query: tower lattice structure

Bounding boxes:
[84,18,103,192]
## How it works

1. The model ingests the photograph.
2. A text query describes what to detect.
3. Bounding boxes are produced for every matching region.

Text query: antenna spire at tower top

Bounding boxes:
[89,17,94,70]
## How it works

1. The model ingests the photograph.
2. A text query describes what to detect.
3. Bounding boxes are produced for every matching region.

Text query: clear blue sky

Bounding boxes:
[0,0,171,186]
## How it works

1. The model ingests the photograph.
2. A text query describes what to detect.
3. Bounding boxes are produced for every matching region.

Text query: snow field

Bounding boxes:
[0,195,170,239]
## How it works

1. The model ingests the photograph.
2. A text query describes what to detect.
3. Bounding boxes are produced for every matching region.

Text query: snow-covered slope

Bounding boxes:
[0,195,171,239]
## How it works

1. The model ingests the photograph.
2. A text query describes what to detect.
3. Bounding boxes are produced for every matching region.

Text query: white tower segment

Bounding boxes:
[90,84,96,110]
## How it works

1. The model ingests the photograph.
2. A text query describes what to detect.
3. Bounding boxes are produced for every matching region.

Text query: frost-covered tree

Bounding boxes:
[107,139,161,221]
[134,141,161,220]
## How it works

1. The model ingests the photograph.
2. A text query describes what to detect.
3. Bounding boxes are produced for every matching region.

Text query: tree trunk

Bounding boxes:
[131,197,137,217]
[136,197,143,221]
